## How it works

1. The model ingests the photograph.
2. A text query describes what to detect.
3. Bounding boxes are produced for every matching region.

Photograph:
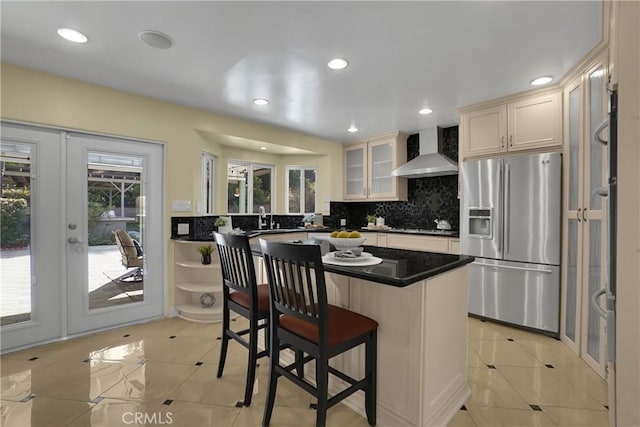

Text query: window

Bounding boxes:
[201,152,216,214]
[286,166,317,214]
[227,161,274,214]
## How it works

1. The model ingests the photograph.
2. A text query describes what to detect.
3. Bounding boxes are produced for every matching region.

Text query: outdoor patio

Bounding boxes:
[0,245,143,325]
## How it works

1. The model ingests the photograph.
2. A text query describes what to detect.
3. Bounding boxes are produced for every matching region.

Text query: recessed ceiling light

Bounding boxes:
[419,108,434,115]
[138,30,174,49]
[253,98,269,106]
[347,125,359,133]
[530,76,553,86]
[328,58,348,70]
[260,147,267,150]
[57,28,88,44]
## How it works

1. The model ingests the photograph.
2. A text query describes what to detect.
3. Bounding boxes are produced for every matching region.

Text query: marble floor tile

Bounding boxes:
[498,366,604,410]
[541,406,609,426]
[67,398,162,427]
[470,340,544,367]
[156,400,241,427]
[517,338,584,367]
[447,410,477,427]
[169,362,248,407]
[0,397,93,427]
[466,367,530,410]
[466,406,555,426]
[100,361,199,403]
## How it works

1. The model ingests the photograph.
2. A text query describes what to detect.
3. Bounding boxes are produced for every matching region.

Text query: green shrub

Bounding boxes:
[1,197,28,246]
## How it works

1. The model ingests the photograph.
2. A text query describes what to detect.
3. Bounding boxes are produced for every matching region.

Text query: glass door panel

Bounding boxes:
[564,219,580,342]
[345,145,365,197]
[568,85,581,211]
[86,152,144,310]
[586,219,603,361]
[1,123,63,351]
[1,143,33,326]
[370,142,392,194]
[588,66,605,211]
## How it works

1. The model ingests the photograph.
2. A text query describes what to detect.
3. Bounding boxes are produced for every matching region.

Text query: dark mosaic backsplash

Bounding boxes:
[171,214,304,239]
[324,126,460,230]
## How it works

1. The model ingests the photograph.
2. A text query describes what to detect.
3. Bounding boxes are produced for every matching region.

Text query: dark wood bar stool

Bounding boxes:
[213,232,270,406]
[259,239,379,427]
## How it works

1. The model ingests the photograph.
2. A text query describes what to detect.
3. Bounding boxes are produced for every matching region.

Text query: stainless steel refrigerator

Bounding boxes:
[461,152,562,335]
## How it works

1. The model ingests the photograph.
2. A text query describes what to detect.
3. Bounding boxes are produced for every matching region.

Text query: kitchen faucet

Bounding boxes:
[258,205,267,229]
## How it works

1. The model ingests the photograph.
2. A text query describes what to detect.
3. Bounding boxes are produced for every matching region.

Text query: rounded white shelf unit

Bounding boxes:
[173,240,222,323]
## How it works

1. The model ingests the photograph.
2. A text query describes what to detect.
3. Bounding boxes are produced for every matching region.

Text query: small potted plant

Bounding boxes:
[215,217,231,234]
[366,215,377,228]
[199,244,214,265]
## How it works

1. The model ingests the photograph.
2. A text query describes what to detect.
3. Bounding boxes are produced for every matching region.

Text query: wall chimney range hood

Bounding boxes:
[392,126,458,178]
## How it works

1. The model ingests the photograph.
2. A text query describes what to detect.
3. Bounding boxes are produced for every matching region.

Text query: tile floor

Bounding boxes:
[1,316,608,427]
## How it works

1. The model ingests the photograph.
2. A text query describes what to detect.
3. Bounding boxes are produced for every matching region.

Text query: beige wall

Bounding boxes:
[612,1,640,425]
[0,63,344,216]
[0,63,344,311]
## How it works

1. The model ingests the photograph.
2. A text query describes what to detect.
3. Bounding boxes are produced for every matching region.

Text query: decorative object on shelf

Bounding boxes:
[199,244,213,264]
[366,214,377,227]
[215,216,232,234]
[199,292,216,308]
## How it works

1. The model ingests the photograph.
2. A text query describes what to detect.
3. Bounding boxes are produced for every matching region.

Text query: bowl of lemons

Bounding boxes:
[327,230,366,251]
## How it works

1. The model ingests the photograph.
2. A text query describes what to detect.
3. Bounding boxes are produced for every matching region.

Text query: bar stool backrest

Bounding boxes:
[259,239,328,341]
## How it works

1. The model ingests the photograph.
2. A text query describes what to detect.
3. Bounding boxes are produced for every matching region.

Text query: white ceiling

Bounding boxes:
[1,1,601,143]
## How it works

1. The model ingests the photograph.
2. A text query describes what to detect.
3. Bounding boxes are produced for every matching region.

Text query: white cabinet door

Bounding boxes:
[344,142,367,200]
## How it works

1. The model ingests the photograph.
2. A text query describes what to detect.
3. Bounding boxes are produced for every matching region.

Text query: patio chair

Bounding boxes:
[113,229,143,282]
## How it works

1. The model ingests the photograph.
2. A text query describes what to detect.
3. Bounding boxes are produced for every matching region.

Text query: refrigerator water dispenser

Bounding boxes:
[468,208,492,238]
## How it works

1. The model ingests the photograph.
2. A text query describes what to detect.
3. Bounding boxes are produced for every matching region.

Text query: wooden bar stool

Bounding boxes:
[213,232,270,406]
[259,239,378,427]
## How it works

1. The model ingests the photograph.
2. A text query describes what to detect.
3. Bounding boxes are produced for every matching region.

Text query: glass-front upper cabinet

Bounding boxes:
[342,132,407,202]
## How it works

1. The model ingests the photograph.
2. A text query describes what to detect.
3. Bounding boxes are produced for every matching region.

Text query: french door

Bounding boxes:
[1,122,165,351]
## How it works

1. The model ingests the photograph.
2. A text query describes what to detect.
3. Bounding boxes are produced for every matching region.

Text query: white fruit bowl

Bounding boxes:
[327,236,366,250]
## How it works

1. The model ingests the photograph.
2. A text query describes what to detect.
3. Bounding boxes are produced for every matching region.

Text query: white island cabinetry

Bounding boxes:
[173,240,222,323]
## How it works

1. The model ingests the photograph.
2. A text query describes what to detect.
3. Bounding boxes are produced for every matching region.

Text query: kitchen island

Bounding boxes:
[251,237,474,427]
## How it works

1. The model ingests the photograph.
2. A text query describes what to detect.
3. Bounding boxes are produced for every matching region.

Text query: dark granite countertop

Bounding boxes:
[249,239,473,288]
[171,227,459,241]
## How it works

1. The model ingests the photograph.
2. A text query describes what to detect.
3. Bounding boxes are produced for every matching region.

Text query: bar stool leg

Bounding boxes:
[217,297,230,378]
[315,356,329,427]
[365,331,377,426]
[295,350,304,378]
[262,334,280,426]
[244,317,259,406]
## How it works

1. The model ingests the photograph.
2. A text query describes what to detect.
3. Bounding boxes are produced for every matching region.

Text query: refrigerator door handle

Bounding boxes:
[504,163,511,255]
[498,163,503,254]
[593,119,609,145]
[474,260,553,274]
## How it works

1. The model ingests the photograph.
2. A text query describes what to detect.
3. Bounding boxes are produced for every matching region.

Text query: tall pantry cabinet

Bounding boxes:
[561,52,609,378]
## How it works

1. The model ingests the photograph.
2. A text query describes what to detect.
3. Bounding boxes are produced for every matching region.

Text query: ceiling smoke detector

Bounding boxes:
[138,30,174,49]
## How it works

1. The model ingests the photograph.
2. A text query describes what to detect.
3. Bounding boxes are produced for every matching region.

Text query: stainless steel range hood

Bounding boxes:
[392,126,458,178]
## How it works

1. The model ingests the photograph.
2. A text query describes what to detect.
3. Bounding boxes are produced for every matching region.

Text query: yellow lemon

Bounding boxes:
[349,231,361,238]
[330,231,340,237]
[337,231,350,238]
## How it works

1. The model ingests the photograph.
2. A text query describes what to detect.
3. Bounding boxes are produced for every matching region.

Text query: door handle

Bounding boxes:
[583,207,588,221]
[593,119,609,145]
[577,208,582,222]
[591,288,607,319]
[68,237,83,244]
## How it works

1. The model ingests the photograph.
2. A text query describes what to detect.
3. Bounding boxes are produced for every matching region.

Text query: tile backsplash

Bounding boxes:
[325,125,460,230]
